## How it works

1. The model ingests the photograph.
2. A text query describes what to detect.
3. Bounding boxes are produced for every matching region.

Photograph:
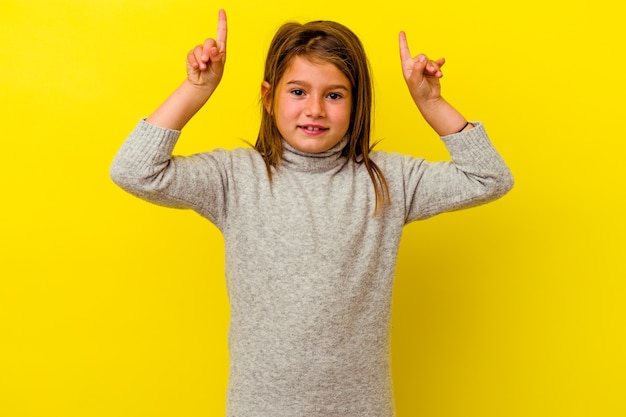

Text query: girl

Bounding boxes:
[111,9,513,417]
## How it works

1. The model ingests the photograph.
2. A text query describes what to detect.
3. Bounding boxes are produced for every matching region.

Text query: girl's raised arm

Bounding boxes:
[146,9,228,131]
[398,31,472,136]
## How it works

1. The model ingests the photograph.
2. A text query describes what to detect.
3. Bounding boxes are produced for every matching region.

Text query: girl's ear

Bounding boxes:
[261,81,272,113]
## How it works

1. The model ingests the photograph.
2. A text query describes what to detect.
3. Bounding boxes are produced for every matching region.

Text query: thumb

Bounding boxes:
[412,54,428,75]
[407,54,427,85]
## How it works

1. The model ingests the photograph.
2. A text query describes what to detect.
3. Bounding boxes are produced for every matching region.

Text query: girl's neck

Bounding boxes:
[279,136,349,173]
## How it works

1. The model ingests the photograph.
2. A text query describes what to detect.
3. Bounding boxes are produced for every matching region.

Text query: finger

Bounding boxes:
[196,43,212,70]
[420,56,443,78]
[187,46,203,69]
[412,54,428,73]
[398,31,412,65]
[202,38,217,61]
[216,9,227,54]
[426,59,441,74]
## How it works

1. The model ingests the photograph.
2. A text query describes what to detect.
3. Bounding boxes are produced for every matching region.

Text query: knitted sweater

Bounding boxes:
[110,120,513,416]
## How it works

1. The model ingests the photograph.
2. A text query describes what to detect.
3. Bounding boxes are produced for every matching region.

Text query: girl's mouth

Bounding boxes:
[299,125,328,134]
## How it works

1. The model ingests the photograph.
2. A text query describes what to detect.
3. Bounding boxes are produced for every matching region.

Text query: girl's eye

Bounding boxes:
[328,92,342,100]
[291,89,304,96]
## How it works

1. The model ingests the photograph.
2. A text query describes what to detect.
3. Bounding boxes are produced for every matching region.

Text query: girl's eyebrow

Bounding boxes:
[286,80,350,91]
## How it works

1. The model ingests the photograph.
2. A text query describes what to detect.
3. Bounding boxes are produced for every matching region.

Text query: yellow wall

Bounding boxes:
[1,0,624,416]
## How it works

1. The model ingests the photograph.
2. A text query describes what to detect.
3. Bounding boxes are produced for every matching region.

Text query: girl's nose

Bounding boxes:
[305,96,325,118]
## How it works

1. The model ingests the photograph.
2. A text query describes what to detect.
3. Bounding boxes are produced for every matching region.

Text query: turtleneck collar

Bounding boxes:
[280,136,350,173]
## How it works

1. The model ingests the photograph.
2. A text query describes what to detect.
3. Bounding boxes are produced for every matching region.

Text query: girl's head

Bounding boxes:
[256,20,389,212]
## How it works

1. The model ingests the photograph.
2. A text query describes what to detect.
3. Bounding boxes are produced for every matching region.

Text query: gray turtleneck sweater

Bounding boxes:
[110,119,513,417]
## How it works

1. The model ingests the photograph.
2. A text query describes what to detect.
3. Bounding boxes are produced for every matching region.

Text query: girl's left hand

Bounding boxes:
[399,31,445,106]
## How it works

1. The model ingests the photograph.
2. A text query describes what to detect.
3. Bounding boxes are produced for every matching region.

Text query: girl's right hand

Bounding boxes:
[186,9,227,89]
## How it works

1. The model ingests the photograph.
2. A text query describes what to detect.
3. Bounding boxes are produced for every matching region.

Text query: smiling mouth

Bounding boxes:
[300,125,328,132]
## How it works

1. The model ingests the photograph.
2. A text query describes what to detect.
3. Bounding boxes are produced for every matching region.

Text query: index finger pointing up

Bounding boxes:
[216,9,227,53]
[399,31,412,64]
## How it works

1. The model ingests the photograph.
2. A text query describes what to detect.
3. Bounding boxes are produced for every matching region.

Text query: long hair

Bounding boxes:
[256,20,390,214]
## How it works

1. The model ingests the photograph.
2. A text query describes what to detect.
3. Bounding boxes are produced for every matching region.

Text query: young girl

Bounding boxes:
[111,9,513,417]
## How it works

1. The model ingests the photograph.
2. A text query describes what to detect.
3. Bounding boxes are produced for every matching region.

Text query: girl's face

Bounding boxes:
[263,56,352,154]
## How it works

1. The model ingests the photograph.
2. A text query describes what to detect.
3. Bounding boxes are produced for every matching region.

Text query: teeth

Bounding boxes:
[304,126,323,131]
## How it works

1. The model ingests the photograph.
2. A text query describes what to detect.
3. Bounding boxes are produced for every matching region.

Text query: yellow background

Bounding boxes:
[1,0,624,416]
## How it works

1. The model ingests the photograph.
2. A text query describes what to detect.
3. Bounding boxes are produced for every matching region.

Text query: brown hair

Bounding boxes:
[255,20,390,214]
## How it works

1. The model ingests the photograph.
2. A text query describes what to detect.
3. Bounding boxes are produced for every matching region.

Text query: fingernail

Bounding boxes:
[418,55,426,63]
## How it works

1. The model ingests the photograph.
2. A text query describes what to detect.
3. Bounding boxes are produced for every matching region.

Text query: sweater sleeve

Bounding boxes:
[400,122,514,223]
[110,119,228,227]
